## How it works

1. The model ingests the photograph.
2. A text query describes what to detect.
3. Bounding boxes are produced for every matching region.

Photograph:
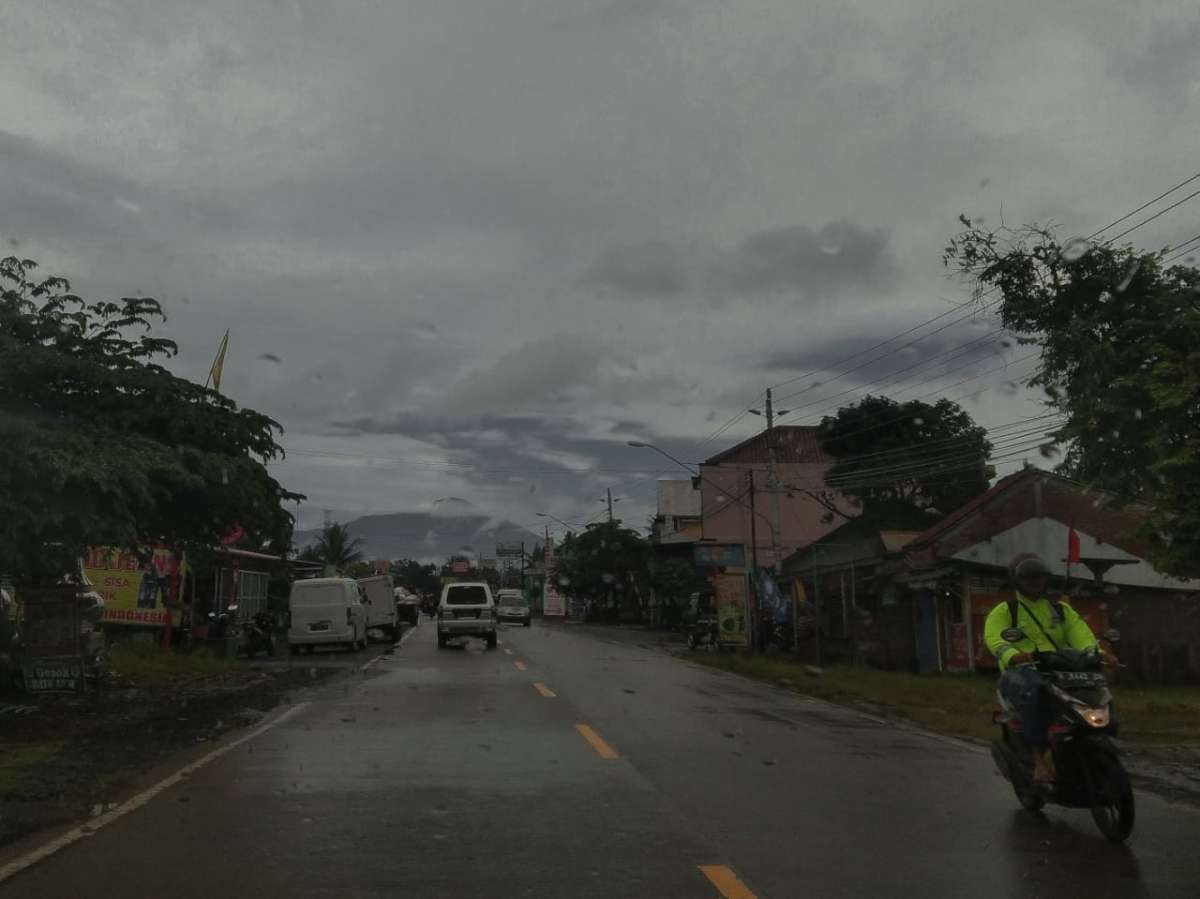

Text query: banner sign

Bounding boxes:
[18,586,83,693]
[542,537,565,616]
[694,543,746,568]
[83,547,186,627]
[496,542,525,558]
[450,559,470,575]
[713,572,749,647]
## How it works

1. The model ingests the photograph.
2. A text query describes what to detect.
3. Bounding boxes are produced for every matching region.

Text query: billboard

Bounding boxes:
[83,547,186,627]
[713,572,749,647]
[543,582,565,616]
[694,543,746,568]
[496,542,524,559]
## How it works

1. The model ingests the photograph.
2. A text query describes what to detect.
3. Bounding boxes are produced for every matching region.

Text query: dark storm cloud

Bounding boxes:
[717,221,895,295]
[584,241,688,296]
[1113,21,1200,97]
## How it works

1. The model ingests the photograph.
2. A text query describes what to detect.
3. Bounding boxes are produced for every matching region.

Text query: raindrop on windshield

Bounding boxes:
[911,417,924,425]
[1060,238,1091,262]
[557,576,570,587]
[258,353,283,365]
[999,380,1019,396]
[1134,408,1144,420]
[221,467,229,486]
[1116,260,1141,293]
[601,572,616,585]
[1038,443,1059,459]
[818,239,841,256]
[1098,290,1112,303]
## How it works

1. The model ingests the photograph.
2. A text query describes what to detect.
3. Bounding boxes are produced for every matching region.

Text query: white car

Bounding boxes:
[495,590,531,627]
[437,582,497,649]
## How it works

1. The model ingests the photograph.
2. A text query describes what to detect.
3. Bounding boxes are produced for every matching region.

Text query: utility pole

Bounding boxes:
[606,487,614,523]
[764,388,785,574]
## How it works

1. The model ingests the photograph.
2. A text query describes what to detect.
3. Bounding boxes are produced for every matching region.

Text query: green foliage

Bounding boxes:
[649,557,706,627]
[817,395,992,529]
[391,559,440,596]
[305,522,364,573]
[0,257,301,583]
[555,521,650,619]
[945,221,1200,575]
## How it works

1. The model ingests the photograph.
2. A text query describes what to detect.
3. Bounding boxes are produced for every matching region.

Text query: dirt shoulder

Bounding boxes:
[0,645,371,849]
[680,649,1200,806]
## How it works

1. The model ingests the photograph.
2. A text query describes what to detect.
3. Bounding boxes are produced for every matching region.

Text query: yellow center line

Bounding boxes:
[533,682,556,698]
[514,660,527,671]
[699,865,757,899]
[574,723,619,760]
[503,648,513,655]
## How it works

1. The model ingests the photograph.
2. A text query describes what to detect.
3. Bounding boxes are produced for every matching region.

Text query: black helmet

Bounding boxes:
[1009,553,1050,594]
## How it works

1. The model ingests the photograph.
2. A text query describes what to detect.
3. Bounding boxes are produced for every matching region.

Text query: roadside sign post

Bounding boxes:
[18,585,84,694]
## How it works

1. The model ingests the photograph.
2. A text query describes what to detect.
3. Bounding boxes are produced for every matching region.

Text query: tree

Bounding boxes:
[0,257,301,583]
[945,219,1200,575]
[815,395,992,529]
[308,523,364,573]
[649,557,706,628]
[391,559,440,596]
[555,521,650,621]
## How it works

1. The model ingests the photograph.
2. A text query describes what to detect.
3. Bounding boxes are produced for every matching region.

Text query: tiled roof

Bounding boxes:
[704,426,833,466]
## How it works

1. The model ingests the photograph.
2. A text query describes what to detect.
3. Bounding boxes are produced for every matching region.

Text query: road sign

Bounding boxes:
[693,543,746,568]
[496,542,524,558]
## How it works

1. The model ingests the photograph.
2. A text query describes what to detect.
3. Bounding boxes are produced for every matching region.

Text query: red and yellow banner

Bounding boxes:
[83,547,186,627]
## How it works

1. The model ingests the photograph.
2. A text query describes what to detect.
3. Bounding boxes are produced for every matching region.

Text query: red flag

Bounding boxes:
[1067,527,1081,564]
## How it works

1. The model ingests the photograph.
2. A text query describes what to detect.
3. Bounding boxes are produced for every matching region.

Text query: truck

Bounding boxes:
[357,574,399,640]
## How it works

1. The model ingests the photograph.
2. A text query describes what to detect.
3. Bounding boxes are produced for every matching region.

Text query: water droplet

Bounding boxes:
[180,296,191,304]
[1134,408,1143,420]
[999,380,1019,396]
[557,576,570,587]
[1038,443,1059,459]
[221,467,229,486]
[601,572,616,584]
[1060,238,1091,262]
[1116,260,1141,293]
[810,381,823,389]
[818,240,841,256]
[912,417,924,426]
[258,353,282,364]
[7,237,19,248]
[979,177,991,189]
[1111,429,1120,439]
[1098,290,1112,303]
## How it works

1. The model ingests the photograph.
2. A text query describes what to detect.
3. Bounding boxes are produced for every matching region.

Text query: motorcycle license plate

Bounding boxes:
[1054,671,1105,685]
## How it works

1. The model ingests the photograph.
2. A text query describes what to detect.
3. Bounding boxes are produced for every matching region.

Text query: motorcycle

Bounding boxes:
[990,627,1134,843]
[208,605,274,658]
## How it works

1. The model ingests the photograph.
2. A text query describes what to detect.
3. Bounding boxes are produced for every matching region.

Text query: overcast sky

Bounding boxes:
[4,1,1198,535]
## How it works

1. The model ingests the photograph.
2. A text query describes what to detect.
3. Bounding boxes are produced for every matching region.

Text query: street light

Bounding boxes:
[536,512,579,531]
[626,441,699,476]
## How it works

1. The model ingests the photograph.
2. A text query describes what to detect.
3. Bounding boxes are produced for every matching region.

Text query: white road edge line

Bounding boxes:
[360,624,419,670]
[0,700,313,885]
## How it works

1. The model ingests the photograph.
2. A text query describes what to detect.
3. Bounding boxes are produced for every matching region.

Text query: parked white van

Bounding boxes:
[288,577,367,653]
[357,574,399,640]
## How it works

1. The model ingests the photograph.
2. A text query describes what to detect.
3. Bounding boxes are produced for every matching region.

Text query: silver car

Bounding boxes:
[436,582,498,649]
[495,590,531,627]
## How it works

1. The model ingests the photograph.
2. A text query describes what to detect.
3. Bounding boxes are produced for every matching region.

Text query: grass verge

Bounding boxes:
[684,651,1200,745]
[107,641,242,686]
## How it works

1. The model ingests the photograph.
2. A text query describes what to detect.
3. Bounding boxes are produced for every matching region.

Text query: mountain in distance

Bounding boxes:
[293,499,540,563]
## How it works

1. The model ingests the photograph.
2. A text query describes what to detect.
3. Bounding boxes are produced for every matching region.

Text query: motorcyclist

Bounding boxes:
[983,553,1113,783]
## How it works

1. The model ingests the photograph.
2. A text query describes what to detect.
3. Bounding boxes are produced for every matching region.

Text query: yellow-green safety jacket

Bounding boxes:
[984,591,1098,672]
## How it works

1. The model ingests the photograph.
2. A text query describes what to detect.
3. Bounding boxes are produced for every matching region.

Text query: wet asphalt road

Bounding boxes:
[5,621,1200,898]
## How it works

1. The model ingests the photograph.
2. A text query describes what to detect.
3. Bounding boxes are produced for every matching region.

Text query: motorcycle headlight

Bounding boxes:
[1080,706,1110,728]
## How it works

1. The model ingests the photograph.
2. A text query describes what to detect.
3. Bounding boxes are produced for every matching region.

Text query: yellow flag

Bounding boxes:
[208,329,230,393]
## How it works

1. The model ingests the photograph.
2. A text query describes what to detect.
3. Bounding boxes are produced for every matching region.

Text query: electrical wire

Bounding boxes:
[1086,172,1200,240]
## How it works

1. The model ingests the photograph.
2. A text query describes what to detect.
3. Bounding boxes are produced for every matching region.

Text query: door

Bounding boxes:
[913,589,941,673]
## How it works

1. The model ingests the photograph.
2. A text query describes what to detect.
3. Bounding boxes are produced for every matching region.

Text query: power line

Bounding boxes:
[1086,172,1200,240]
[1104,187,1200,246]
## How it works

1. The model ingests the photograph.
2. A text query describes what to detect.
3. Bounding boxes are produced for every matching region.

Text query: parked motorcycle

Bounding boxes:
[241,610,275,658]
[990,628,1134,843]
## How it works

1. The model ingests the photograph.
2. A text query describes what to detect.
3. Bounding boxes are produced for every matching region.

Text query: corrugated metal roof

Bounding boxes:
[704,426,833,466]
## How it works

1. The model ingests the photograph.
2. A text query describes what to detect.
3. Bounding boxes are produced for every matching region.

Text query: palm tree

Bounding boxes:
[312,522,365,572]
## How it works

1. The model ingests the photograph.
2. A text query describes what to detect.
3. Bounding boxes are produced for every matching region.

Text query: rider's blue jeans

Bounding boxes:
[1000,666,1047,747]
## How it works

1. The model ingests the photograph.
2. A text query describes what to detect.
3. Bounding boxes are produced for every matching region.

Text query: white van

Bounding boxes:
[357,574,399,640]
[288,577,367,653]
